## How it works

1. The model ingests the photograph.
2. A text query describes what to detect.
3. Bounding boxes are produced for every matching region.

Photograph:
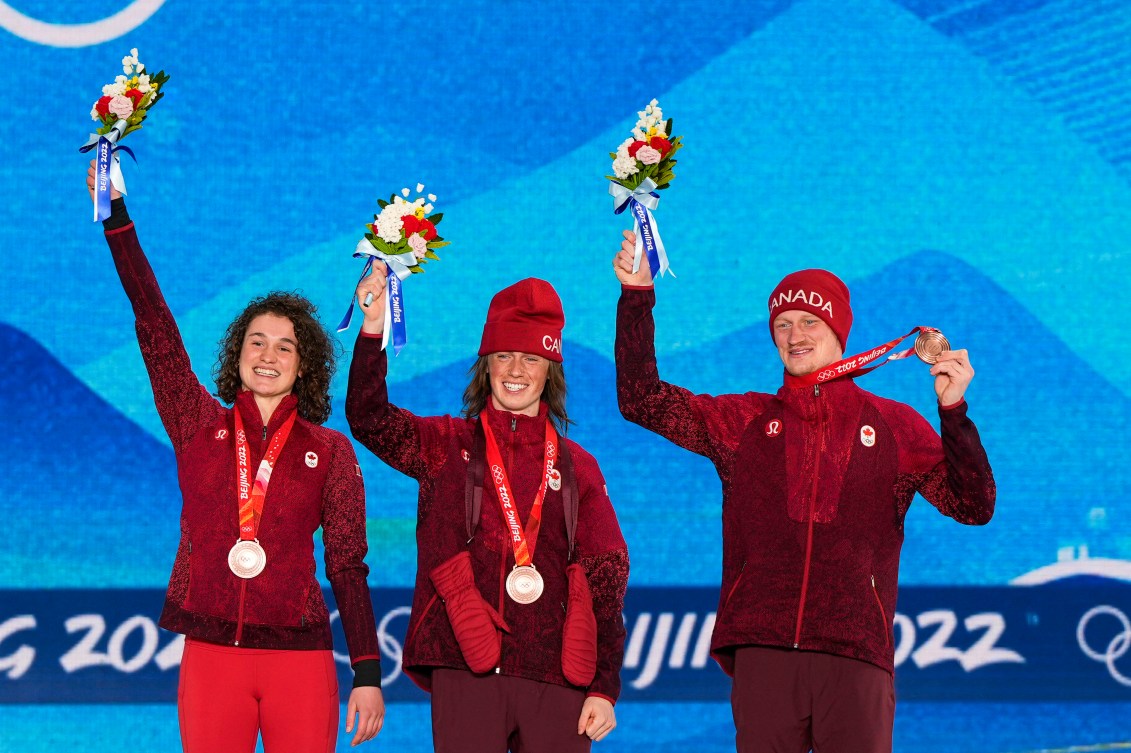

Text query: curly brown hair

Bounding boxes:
[461,356,572,435]
[212,292,339,424]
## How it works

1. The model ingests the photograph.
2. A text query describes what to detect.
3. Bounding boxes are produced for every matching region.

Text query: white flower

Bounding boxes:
[632,127,646,141]
[102,83,124,97]
[136,63,144,73]
[636,145,662,165]
[416,183,425,193]
[423,203,434,213]
[612,154,639,179]
[137,74,151,93]
[401,188,410,197]
[108,95,134,120]
[649,98,658,108]
[408,233,428,260]
[427,193,436,202]
[375,200,411,243]
[90,105,100,121]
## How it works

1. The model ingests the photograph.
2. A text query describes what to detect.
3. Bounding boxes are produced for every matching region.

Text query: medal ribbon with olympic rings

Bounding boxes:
[480,417,559,567]
[790,326,950,387]
[233,409,298,540]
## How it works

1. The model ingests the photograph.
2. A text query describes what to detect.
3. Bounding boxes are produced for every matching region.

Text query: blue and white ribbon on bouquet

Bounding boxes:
[80,119,134,222]
[610,177,673,280]
[336,239,418,356]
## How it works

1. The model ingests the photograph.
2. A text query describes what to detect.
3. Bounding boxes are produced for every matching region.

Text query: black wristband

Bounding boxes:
[101,197,131,231]
[351,658,382,688]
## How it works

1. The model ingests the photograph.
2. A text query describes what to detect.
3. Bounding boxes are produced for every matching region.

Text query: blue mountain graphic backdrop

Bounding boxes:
[1,0,1129,751]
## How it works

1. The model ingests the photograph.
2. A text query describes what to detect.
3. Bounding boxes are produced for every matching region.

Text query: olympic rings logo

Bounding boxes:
[1076,605,1131,687]
[490,466,506,486]
[0,1,165,48]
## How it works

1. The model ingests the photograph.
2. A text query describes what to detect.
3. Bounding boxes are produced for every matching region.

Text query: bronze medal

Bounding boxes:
[505,565,544,604]
[913,330,949,364]
[228,539,267,579]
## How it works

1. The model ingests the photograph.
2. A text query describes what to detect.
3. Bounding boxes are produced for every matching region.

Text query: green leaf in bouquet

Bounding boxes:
[425,250,440,261]
[410,265,425,274]
[426,240,451,249]
[665,118,674,136]
[377,199,389,209]
[427,212,443,225]
[608,152,618,160]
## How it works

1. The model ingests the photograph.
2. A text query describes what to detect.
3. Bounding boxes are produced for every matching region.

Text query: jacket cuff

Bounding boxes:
[939,397,967,411]
[101,197,131,231]
[621,283,654,291]
[586,691,616,706]
[351,657,382,687]
[359,330,384,340]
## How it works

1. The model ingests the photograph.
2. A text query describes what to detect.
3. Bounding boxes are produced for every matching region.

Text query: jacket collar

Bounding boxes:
[482,400,550,442]
[234,390,300,435]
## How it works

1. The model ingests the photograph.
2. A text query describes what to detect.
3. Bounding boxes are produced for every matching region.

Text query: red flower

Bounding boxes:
[95,96,112,117]
[649,136,672,156]
[125,89,144,108]
[627,140,647,158]
[401,215,437,241]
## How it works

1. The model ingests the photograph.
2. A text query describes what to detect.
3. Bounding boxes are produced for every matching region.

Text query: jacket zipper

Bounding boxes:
[722,560,747,612]
[234,580,248,646]
[871,575,891,648]
[404,592,439,653]
[793,384,823,648]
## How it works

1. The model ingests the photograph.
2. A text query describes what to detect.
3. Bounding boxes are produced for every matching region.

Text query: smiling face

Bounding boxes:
[487,351,550,417]
[772,310,844,376]
[238,313,302,406]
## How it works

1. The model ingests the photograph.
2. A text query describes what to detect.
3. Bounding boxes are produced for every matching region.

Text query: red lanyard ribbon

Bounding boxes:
[792,326,942,387]
[233,409,297,541]
[480,417,559,567]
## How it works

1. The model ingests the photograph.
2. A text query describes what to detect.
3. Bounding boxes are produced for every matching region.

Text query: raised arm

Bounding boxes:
[613,232,765,471]
[344,265,454,483]
[87,162,219,451]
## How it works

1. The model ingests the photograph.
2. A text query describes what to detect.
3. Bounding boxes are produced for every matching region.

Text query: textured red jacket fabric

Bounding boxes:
[104,221,379,671]
[616,288,995,675]
[346,333,628,702]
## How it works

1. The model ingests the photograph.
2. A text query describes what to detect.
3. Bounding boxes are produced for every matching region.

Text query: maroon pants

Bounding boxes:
[178,639,339,753]
[431,668,591,753]
[731,646,894,753]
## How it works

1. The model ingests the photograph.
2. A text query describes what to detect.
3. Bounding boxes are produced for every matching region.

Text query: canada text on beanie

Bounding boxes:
[767,269,852,349]
[478,278,565,362]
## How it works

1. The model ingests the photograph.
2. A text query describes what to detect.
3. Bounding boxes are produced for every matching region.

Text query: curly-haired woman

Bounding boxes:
[346,266,629,753]
[86,163,384,753]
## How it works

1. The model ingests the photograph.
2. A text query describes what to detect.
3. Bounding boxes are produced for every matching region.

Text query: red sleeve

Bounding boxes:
[615,287,768,481]
[571,446,629,703]
[345,331,455,485]
[894,400,996,525]
[321,430,381,669]
[104,222,222,451]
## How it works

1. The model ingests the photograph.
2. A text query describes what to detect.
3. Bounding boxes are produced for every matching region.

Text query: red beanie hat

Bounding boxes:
[478,278,564,362]
[767,269,853,349]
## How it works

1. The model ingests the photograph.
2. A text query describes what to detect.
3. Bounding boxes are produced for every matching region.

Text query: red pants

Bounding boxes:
[431,668,591,753]
[731,646,894,753]
[178,638,339,753]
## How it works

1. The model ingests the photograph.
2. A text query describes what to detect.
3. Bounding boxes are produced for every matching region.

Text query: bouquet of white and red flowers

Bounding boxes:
[81,49,169,221]
[606,99,682,279]
[337,184,450,354]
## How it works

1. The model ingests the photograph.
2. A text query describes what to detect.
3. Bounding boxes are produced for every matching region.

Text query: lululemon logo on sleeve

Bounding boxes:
[305,451,318,468]
[860,425,876,447]
[765,419,782,438]
[461,449,470,462]
[215,429,228,440]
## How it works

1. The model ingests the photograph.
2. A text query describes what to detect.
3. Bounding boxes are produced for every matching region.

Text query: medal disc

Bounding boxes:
[913,330,949,365]
[505,565,544,604]
[228,539,267,579]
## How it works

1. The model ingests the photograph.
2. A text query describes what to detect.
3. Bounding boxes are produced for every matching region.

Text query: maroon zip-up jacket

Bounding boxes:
[616,287,995,675]
[103,212,380,680]
[346,332,629,703]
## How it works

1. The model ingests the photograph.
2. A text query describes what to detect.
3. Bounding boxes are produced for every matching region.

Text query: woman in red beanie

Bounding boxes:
[347,267,628,752]
[86,164,384,752]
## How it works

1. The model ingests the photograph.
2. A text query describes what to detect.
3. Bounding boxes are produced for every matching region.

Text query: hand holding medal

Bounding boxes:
[80,49,169,221]
[337,185,450,355]
[606,99,682,280]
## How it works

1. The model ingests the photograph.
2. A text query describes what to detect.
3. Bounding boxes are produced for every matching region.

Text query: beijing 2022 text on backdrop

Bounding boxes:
[2,1,1130,751]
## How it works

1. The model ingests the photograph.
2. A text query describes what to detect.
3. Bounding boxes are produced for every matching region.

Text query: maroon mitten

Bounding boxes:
[561,563,598,686]
[430,551,510,673]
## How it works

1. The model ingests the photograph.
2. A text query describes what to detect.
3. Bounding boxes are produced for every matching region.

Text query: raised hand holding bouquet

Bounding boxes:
[607,99,682,279]
[337,185,450,354]
[80,49,169,221]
